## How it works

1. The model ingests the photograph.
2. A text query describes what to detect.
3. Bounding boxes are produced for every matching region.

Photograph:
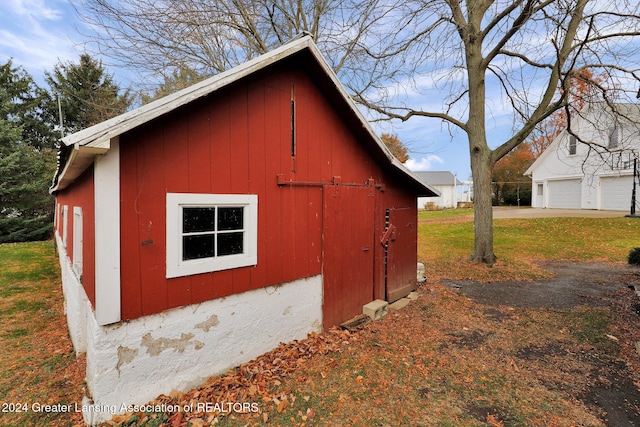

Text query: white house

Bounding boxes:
[525,103,640,212]
[415,171,461,209]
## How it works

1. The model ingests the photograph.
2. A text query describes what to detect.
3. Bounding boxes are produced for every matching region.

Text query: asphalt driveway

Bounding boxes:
[492,206,629,219]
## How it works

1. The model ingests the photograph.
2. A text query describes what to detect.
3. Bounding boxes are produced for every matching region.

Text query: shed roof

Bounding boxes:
[50,35,438,197]
[414,171,461,186]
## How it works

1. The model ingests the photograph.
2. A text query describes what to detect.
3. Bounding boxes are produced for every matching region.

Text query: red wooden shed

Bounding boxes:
[51,35,437,423]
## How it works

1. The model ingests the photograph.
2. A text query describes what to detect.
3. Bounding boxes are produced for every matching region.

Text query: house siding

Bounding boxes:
[526,104,640,211]
[118,65,398,320]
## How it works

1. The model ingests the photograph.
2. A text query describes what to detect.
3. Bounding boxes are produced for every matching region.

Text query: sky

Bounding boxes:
[0,0,535,182]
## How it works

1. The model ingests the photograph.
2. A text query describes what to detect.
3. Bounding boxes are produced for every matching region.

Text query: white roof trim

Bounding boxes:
[53,35,438,196]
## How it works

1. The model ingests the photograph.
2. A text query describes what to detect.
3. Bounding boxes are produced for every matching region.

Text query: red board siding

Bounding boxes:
[118,64,416,320]
[55,167,96,306]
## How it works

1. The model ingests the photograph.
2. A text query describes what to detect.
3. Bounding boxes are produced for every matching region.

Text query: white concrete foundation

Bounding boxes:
[56,234,90,353]
[57,246,323,425]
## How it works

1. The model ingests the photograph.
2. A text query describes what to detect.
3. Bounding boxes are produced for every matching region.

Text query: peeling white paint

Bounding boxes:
[116,346,138,371]
[57,247,323,425]
[195,314,220,332]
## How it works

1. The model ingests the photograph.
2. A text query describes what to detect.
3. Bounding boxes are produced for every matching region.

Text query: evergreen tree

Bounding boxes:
[141,66,203,104]
[0,61,56,150]
[0,61,56,242]
[45,54,133,134]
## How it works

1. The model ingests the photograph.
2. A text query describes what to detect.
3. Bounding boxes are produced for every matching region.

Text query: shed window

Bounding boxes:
[62,205,69,247]
[167,193,257,278]
[181,206,244,260]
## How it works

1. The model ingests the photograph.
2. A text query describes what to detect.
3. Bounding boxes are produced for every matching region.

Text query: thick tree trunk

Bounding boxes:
[464,19,496,265]
[469,143,496,264]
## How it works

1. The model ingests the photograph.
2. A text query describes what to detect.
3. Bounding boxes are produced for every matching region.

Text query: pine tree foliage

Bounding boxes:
[0,61,56,150]
[141,66,204,104]
[0,62,56,242]
[45,54,133,135]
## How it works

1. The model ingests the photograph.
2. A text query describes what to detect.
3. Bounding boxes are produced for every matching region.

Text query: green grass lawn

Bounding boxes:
[0,241,84,427]
[419,213,640,281]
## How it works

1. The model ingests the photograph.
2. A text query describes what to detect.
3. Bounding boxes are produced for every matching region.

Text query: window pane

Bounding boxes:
[183,235,215,260]
[218,207,244,231]
[217,232,244,256]
[569,136,577,155]
[609,127,618,148]
[183,207,215,233]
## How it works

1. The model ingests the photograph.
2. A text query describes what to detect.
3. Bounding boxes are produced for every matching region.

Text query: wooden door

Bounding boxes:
[322,185,375,329]
[383,207,417,302]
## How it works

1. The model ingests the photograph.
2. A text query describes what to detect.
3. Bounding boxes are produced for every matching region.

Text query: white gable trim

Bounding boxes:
[94,137,121,325]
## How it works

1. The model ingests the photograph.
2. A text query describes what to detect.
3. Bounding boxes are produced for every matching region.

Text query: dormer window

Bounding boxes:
[608,126,619,149]
[568,135,577,155]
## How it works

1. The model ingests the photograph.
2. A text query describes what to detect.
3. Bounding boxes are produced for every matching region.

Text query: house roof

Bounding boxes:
[413,171,461,186]
[50,35,438,197]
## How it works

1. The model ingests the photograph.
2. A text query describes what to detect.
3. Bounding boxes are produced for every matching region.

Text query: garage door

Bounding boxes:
[548,179,581,209]
[600,176,633,211]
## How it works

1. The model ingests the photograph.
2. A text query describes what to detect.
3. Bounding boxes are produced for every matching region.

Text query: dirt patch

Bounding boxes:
[442,261,638,309]
[443,261,640,426]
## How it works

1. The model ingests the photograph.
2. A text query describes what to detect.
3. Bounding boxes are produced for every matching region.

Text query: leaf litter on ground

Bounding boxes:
[105,273,640,427]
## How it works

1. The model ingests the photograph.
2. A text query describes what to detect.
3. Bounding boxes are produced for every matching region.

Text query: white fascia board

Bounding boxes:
[58,34,435,196]
[94,137,121,325]
[391,157,441,197]
[51,141,110,193]
[54,37,317,193]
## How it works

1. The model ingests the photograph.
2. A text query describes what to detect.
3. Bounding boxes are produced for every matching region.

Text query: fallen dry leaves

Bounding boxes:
[102,274,640,427]
[105,328,354,426]
[4,240,640,426]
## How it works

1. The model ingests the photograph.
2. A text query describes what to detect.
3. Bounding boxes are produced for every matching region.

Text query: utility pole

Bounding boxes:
[57,94,64,138]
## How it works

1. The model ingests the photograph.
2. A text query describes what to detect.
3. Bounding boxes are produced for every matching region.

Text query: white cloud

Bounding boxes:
[405,155,444,171]
[0,0,82,84]
[6,0,64,20]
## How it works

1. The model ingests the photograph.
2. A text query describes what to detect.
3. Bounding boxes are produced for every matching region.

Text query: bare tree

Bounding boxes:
[352,0,640,263]
[75,0,394,87]
[76,0,640,264]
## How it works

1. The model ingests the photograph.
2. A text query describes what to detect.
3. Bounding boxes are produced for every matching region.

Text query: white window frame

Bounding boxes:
[166,193,258,278]
[72,207,83,280]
